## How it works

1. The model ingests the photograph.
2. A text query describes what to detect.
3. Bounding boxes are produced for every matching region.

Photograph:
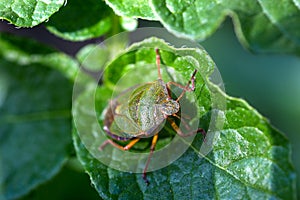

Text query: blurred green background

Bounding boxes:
[1,18,299,198]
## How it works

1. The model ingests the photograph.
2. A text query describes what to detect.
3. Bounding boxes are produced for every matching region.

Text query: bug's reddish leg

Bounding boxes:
[167,69,198,102]
[143,133,158,185]
[155,48,162,80]
[166,82,172,99]
[172,113,191,131]
[188,69,197,91]
[172,114,207,140]
[99,138,140,151]
[167,118,206,138]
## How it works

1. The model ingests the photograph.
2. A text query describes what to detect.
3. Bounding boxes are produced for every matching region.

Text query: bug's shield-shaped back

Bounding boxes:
[106,80,172,138]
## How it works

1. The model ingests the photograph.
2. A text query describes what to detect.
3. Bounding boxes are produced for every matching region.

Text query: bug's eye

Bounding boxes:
[159,100,180,115]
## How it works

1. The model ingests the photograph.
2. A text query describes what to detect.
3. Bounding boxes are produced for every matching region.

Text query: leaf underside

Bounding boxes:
[106,0,300,55]
[45,0,113,41]
[104,0,157,20]
[151,0,300,55]
[1,0,299,55]
[0,0,65,27]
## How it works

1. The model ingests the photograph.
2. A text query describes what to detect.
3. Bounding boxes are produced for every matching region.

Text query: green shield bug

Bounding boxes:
[99,48,205,184]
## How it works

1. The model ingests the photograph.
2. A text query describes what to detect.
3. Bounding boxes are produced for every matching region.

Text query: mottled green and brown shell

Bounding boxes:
[104,79,179,139]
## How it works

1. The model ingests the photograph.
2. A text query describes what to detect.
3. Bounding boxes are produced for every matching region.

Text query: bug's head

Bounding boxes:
[159,99,180,116]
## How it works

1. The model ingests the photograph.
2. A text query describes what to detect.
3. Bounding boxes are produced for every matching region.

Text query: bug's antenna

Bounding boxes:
[155,48,162,80]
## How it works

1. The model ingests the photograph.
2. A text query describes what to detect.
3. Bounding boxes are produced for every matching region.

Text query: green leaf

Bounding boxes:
[104,0,157,20]
[295,0,300,9]
[19,165,100,200]
[76,36,129,71]
[0,0,65,27]
[150,0,300,55]
[0,33,78,199]
[45,0,116,41]
[119,16,138,31]
[73,38,296,199]
[76,44,110,71]
[0,33,78,81]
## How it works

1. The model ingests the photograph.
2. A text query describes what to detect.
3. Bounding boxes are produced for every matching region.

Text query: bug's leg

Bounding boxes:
[172,113,191,131]
[103,126,132,141]
[167,69,197,101]
[172,114,206,139]
[155,48,162,80]
[99,138,140,151]
[143,133,159,185]
[166,80,172,98]
[167,117,206,138]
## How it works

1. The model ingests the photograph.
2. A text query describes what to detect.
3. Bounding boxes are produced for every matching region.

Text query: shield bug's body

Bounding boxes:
[99,49,205,184]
